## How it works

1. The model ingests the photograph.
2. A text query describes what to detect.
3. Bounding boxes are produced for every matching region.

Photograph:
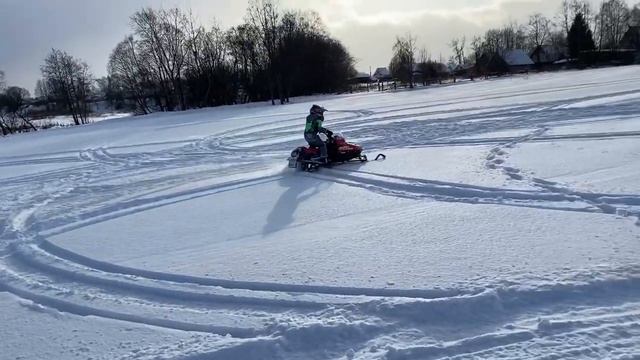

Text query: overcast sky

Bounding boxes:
[0,0,600,92]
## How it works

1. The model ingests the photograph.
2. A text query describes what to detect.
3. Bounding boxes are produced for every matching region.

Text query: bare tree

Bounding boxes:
[548,28,568,48]
[449,36,466,67]
[0,71,8,135]
[415,47,430,86]
[389,33,417,88]
[0,70,5,92]
[469,35,483,61]
[558,0,594,38]
[131,8,189,110]
[131,9,170,110]
[183,15,234,106]
[75,61,92,122]
[483,29,501,53]
[41,49,93,125]
[496,22,525,50]
[35,79,49,100]
[109,36,152,114]
[419,47,430,63]
[478,21,529,55]
[529,13,551,49]
[246,0,281,104]
[502,23,516,49]
[631,3,640,25]
[596,0,631,49]
[226,24,262,103]
[582,1,596,31]
[0,88,11,135]
[0,98,11,135]
[405,33,417,87]
[1,87,36,131]
[160,8,189,110]
[558,0,573,37]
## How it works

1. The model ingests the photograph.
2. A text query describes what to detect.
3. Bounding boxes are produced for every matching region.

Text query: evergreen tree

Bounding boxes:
[568,13,596,58]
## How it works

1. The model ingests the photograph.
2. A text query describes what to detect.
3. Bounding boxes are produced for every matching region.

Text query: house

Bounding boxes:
[351,72,372,84]
[620,25,640,50]
[579,49,639,66]
[349,72,373,92]
[412,61,451,84]
[476,52,507,75]
[453,63,475,78]
[372,67,392,81]
[411,63,422,77]
[530,45,567,65]
[477,49,534,75]
[501,49,535,72]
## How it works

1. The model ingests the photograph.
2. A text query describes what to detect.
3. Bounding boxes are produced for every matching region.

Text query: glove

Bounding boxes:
[326,130,333,137]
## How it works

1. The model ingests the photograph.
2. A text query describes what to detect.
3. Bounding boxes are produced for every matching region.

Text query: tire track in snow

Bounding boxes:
[5,242,640,360]
[0,276,259,337]
[0,156,83,167]
[313,168,599,214]
[34,238,468,299]
[442,306,640,360]
[385,312,640,360]
[1,246,391,344]
[39,174,285,237]
[532,178,640,227]
[350,94,640,151]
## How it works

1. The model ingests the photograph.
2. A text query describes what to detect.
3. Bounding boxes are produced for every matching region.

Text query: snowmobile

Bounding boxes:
[288,132,386,172]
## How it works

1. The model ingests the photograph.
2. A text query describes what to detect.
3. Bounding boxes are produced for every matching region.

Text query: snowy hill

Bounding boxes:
[1,66,640,359]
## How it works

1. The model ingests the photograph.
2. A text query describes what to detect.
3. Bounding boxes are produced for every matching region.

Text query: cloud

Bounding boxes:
[331,13,480,70]
[326,0,568,70]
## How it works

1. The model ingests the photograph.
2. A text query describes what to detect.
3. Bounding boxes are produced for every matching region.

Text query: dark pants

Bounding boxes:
[304,133,327,159]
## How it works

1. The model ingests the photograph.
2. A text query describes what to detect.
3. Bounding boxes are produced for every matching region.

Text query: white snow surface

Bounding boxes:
[1,66,640,359]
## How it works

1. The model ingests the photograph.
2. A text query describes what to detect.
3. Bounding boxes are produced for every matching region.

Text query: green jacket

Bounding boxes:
[304,113,327,135]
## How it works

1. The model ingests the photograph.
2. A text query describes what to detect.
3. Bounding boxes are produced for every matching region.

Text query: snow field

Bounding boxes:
[0,66,639,359]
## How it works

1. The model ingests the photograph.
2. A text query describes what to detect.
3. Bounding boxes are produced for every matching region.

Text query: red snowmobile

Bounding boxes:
[288,133,385,172]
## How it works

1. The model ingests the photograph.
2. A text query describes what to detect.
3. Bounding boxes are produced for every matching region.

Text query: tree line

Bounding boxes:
[107,1,354,113]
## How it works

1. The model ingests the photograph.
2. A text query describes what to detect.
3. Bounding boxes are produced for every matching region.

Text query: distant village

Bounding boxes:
[350,24,640,93]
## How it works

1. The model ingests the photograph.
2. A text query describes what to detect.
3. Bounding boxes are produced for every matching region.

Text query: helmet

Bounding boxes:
[310,104,327,114]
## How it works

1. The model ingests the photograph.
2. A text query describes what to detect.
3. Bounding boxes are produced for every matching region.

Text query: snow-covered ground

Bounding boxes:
[32,112,133,128]
[1,66,640,359]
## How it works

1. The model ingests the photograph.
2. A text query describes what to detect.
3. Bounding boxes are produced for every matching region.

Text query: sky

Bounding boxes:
[0,0,601,92]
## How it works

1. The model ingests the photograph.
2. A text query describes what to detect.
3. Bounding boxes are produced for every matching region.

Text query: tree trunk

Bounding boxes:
[277,75,285,105]
[19,114,37,132]
[0,117,11,135]
[176,78,186,111]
